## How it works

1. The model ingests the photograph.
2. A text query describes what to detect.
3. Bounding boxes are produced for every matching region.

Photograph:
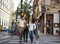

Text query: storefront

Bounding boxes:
[44,13,60,35]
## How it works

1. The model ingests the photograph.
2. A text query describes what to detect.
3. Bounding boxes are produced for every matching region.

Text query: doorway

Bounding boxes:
[46,14,53,35]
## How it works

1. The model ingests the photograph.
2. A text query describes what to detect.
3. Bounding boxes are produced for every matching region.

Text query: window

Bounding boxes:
[2,19,3,26]
[0,0,1,2]
[0,18,1,25]
[0,11,1,15]
[55,0,60,3]
[4,20,5,26]
[51,0,60,3]
[0,3,1,8]
[58,0,60,3]
[0,0,1,3]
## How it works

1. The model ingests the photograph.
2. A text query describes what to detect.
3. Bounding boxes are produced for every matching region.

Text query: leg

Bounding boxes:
[30,31,33,44]
[26,29,28,42]
[23,29,25,42]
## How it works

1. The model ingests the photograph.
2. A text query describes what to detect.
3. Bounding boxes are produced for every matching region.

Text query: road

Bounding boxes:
[0,31,60,44]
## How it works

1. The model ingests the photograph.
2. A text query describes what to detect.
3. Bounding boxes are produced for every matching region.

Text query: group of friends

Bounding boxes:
[16,15,40,44]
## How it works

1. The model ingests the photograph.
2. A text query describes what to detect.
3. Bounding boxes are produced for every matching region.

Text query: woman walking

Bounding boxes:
[28,19,35,44]
[34,19,39,44]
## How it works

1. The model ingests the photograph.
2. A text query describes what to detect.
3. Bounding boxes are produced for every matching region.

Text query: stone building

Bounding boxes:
[39,0,60,35]
[0,0,14,30]
[9,0,14,28]
[33,0,39,19]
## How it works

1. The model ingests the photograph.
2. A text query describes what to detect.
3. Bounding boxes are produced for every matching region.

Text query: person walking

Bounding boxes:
[23,17,29,42]
[34,19,39,44]
[28,19,35,44]
[16,16,25,43]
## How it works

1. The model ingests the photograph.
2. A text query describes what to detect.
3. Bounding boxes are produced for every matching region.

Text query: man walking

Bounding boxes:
[16,16,25,43]
[23,18,28,42]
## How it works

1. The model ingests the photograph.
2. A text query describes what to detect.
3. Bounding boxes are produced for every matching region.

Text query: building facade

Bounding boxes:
[39,0,60,35]
[0,0,11,30]
[33,0,39,19]
[9,0,14,28]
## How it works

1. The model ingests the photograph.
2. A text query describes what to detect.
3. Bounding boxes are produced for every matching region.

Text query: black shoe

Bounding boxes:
[19,41,22,44]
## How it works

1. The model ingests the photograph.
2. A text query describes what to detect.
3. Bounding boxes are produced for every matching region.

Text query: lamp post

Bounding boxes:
[14,0,23,33]
[20,0,23,17]
[16,7,18,21]
[16,0,23,21]
[41,0,46,33]
[14,7,18,32]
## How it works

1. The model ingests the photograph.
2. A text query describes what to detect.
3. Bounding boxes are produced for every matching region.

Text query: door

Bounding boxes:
[46,14,53,35]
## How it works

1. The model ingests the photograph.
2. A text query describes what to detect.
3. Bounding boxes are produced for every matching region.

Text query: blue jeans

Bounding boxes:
[29,31,33,42]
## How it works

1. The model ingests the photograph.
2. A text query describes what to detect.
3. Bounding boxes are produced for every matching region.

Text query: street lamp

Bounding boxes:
[16,7,18,22]
[20,0,23,17]
[16,0,23,21]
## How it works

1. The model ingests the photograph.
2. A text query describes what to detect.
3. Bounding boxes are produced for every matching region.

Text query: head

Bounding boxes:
[29,16,32,22]
[21,16,25,20]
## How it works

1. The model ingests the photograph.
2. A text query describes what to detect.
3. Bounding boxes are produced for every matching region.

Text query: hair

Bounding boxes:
[20,16,23,18]
[32,19,35,23]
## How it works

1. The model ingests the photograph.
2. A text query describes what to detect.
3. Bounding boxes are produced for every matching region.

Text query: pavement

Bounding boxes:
[0,31,8,38]
[0,31,60,44]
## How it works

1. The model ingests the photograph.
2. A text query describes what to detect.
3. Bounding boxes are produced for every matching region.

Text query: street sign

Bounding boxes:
[41,5,46,13]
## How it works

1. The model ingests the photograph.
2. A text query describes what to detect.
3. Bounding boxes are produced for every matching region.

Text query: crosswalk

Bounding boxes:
[9,36,20,44]
[0,36,10,39]
[0,35,60,44]
[0,36,10,44]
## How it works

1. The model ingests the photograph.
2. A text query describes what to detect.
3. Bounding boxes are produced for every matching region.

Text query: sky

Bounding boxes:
[13,0,33,11]
[13,0,20,11]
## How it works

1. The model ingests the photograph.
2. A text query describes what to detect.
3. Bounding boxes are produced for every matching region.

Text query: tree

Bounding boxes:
[12,2,33,20]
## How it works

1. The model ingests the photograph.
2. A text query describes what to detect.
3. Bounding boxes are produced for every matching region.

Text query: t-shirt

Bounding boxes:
[29,22,36,31]
[33,23,36,30]
[17,19,26,28]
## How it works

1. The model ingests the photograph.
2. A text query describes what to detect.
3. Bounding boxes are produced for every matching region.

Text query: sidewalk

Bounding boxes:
[17,33,60,44]
[37,34,60,44]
